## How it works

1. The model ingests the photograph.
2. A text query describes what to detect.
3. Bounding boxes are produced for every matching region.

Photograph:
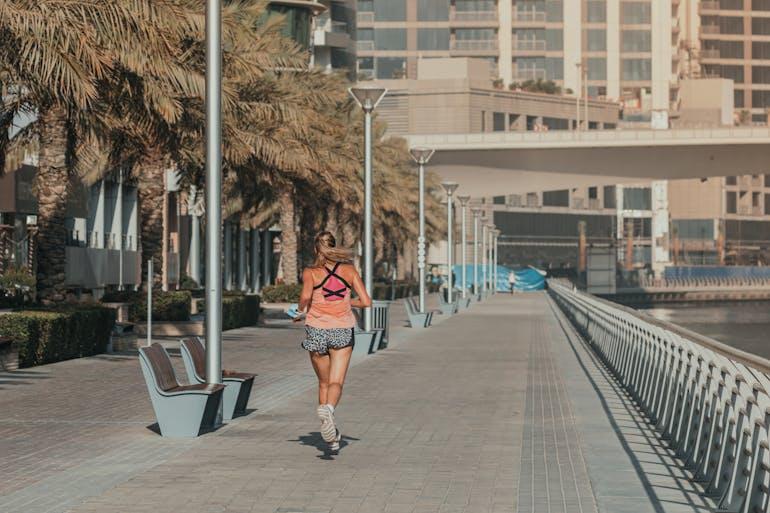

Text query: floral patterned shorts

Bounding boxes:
[302,326,355,355]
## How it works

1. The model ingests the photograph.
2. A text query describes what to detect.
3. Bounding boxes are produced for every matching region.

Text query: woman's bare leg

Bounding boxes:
[326,346,353,408]
[309,352,331,405]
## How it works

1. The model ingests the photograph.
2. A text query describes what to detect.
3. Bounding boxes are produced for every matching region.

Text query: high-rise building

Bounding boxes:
[312,0,358,75]
[356,0,675,119]
[696,0,770,124]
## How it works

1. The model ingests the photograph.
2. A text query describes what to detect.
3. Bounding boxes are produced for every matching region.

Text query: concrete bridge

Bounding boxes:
[3,288,768,512]
[406,127,770,197]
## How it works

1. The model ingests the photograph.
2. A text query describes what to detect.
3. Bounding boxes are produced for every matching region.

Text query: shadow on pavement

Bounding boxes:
[290,432,360,460]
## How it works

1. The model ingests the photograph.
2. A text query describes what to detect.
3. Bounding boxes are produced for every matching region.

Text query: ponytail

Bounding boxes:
[313,231,353,267]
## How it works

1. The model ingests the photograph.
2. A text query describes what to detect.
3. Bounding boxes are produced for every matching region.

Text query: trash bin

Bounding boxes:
[371,300,392,349]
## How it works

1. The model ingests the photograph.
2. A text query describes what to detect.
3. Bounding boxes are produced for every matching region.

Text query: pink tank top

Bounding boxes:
[306,263,356,329]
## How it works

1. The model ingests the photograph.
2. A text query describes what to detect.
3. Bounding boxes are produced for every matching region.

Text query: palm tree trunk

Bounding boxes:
[279,187,298,284]
[35,105,70,303]
[137,153,166,289]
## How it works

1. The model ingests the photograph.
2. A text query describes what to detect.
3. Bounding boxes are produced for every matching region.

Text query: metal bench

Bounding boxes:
[438,293,459,315]
[138,343,224,437]
[404,297,432,328]
[180,337,255,421]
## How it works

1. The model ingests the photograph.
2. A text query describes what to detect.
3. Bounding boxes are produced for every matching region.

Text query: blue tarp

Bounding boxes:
[451,265,546,292]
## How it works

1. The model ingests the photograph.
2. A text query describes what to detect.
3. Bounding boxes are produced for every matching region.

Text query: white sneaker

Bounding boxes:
[317,405,337,443]
[329,429,341,452]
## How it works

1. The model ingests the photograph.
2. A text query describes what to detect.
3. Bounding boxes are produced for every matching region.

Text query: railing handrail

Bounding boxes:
[549,278,770,377]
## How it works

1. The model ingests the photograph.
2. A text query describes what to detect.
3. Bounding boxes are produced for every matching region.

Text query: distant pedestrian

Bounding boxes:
[295,231,371,452]
[508,271,517,294]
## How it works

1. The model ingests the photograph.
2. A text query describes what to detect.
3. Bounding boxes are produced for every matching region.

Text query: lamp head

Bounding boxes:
[409,147,435,165]
[457,195,471,206]
[441,181,459,196]
[348,86,387,113]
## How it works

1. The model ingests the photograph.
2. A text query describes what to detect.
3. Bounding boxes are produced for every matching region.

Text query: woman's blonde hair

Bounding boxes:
[313,231,353,267]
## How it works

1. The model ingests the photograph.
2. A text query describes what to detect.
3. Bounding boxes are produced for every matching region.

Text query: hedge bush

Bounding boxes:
[222,294,260,330]
[261,283,302,303]
[0,304,116,368]
[128,290,191,322]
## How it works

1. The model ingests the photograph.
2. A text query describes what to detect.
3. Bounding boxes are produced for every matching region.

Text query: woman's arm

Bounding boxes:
[349,267,372,309]
[298,268,314,315]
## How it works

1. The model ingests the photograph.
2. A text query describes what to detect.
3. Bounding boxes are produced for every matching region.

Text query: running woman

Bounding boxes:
[297,231,371,452]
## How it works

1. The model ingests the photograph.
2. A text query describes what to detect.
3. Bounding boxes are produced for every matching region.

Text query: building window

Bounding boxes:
[357,28,373,41]
[753,66,770,84]
[586,1,606,22]
[545,0,563,22]
[735,89,745,108]
[726,191,737,214]
[703,40,744,59]
[621,59,651,81]
[543,190,570,207]
[375,57,405,79]
[720,0,743,7]
[623,187,651,211]
[418,29,450,50]
[545,58,564,80]
[603,186,616,209]
[766,194,770,215]
[753,41,770,60]
[374,29,407,50]
[726,176,737,185]
[621,30,651,53]
[493,112,506,132]
[374,0,406,21]
[752,90,770,108]
[542,117,570,130]
[358,0,374,12]
[586,29,606,52]
[621,2,651,24]
[587,58,606,80]
[755,0,770,10]
[545,29,563,51]
[588,187,598,200]
[753,17,770,35]
[456,0,495,11]
[702,64,744,83]
[417,0,449,21]
[752,113,768,124]
[718,16,743,34]
[493,195,506,205]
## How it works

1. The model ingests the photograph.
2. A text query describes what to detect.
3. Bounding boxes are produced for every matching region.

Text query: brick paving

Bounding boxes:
[0,293,717,513]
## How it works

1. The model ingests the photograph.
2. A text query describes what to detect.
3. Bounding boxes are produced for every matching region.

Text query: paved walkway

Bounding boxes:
[0,293,716,513]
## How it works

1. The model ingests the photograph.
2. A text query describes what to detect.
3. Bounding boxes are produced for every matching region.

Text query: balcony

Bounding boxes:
[513,39,546,52]
[700,48,720,59]
[450,39,498,51]
[700,25,720,35]
[514,11,546,23]
[514,69,547,81]
[450,10,497,22]
[357,40,375,52]
[357,12,374,24]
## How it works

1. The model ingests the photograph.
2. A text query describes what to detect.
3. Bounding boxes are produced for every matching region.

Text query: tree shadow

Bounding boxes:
[289,432,360,460]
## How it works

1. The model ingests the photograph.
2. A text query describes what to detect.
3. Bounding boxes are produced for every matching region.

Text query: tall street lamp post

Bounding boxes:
[205,0,223,403]
[493,230,499,295]
[349,86,387,332]
[441,182,459,303]
[409,147,435,314]
[481,221,488,295]
[487,225,495,294]
[472,209,481,298]
[457,195,470,298]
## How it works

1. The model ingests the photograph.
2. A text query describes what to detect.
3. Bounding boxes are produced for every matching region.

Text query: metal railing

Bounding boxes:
[514,11,546,22]
[513,39,547,51]
[451,39,498,51]
[451,10,497,21]
[357,40,375,51]
[550,280,770,513]
[637,276,770,289]
[513,69,547,81]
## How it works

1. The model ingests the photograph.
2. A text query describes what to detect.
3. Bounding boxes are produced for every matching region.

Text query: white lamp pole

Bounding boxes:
[349,86,387,332]
[493,230,499,295]
[472,209,481,297]
[487,225,495,294]
[457,196,470,298]
[481,221,488,295]
[409,147,435,314]
[441,182,459,303]
[205,0,223,396]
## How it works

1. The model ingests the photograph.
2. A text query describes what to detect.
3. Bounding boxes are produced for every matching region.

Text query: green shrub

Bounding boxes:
[128,290,192,322]
[261,283,302,303]
[0,304,116,368]
[222,294,260,330]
